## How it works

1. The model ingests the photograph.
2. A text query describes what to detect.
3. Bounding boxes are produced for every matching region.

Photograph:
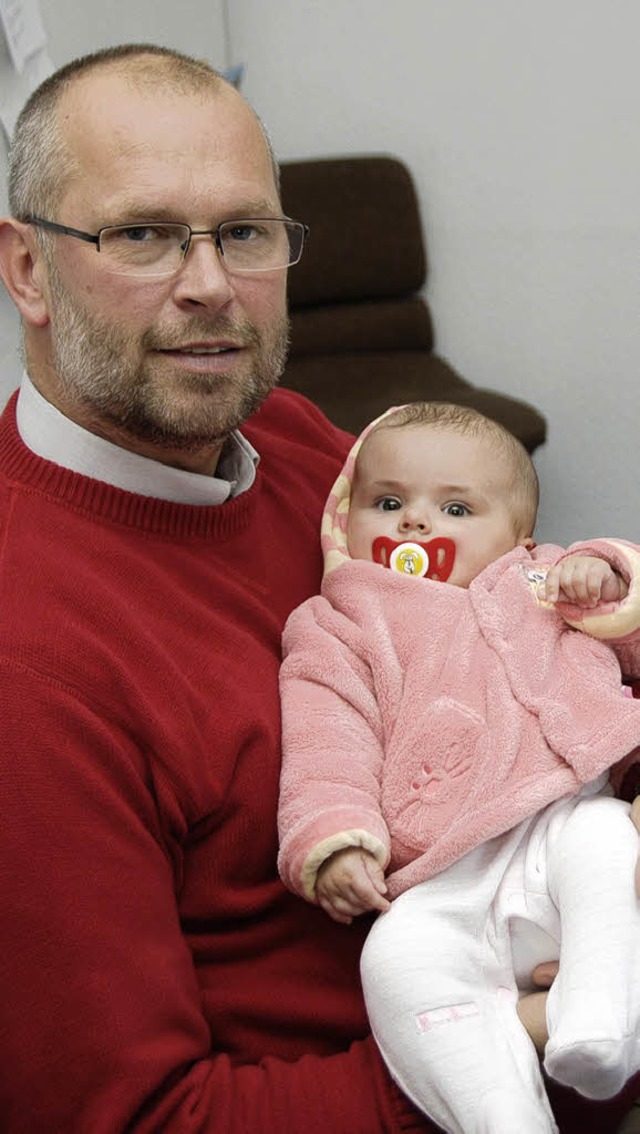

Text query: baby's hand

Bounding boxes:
[540,555,628,608]
[315,847,390,925]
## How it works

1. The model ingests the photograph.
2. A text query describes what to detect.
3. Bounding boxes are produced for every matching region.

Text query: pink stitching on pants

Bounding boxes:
[416,1002,480,1032]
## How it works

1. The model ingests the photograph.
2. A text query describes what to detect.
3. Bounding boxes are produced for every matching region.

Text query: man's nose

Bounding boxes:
[171,234,235,309]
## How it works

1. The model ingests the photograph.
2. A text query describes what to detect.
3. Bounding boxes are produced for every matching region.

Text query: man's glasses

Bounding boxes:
[24,216,309,279]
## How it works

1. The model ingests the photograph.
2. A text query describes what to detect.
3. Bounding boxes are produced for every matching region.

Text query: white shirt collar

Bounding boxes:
[15,373,259,505]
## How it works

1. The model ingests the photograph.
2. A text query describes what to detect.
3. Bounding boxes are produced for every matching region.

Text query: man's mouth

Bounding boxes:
[178,346,235,355]
[149,342,245,378]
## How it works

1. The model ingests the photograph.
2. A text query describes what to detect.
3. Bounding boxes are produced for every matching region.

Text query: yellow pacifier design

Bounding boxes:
[389,542,431,577]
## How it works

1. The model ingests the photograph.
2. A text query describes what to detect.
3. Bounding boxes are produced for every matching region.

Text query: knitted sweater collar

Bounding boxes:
[0,393,259,541]
[16,373,259,506]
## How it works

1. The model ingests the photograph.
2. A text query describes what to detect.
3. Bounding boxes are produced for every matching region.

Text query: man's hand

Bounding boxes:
[517,988,552,1056]
[633,797,640,895]
[540,555,628,607]
[316,847,390,925]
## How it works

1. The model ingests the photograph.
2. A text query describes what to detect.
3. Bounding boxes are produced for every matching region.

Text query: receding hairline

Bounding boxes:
[9,44,280,218]
[359,402,539,536]
[20,43,226,105]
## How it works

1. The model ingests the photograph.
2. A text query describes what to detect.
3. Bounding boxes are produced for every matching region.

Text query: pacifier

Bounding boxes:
[372,537,456,582]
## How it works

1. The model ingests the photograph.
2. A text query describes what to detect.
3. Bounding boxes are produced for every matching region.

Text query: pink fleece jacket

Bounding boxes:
[278,421,640,904]
[278,541,640,903]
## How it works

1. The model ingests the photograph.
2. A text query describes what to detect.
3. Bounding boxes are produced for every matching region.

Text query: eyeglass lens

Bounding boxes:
[98,220,304,276]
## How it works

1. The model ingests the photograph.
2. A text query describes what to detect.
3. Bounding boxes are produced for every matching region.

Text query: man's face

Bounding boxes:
[347,425,533,588]
[36,72,290,470]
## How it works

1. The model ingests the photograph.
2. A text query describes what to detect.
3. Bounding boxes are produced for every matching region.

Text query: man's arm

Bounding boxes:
[0,664,428,1134]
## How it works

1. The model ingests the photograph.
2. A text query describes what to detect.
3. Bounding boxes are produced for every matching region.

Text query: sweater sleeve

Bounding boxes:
[278,597,391,901]
[0,661,429,1134]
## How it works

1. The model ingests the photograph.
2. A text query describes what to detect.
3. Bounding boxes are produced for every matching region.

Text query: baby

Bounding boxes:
[278,402,640,1134]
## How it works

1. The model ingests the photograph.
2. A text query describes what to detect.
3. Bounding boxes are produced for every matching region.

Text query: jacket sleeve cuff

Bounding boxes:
[554,539,640,640]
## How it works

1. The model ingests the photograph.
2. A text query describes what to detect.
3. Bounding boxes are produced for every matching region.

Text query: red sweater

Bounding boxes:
[0,388,430,1133]
[0,388,634,1133]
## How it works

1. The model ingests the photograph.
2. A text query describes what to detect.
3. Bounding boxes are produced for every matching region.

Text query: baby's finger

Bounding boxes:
[348,875,389,912]
[556,557,612,607]
[539,567,560,603]
[316,888,362,923]
[574,563,607,605]
[363,859,389,896]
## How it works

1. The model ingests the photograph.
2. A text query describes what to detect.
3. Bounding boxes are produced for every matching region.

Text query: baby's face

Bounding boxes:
[347,425,533,588]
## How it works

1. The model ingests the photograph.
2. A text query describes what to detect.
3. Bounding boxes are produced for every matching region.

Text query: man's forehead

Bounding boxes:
[56,72,277,212]
[59,68,241,136]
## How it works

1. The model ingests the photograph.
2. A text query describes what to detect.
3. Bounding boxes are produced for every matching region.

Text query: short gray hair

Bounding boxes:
[9,43,279,221]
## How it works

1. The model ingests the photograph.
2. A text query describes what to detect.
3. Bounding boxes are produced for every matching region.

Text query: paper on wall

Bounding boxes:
[0,0,46,74]
[0,0,52,144]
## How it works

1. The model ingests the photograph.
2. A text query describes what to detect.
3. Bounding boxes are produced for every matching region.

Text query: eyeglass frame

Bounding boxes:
[22,214,310,276]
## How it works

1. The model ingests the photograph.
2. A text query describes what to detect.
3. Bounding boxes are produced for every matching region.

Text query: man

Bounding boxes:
[0,43,636,1133]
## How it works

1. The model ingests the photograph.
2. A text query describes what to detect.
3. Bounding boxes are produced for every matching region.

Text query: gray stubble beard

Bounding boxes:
[46,263,290,453]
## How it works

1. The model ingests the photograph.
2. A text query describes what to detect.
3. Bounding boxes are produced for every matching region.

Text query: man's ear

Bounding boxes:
[0,218,50,327]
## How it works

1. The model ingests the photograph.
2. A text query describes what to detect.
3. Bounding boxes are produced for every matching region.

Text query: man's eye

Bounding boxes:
[117,225,173,243]
[226,224,261,243]
[375,497,402,511]
[442,502,470,517]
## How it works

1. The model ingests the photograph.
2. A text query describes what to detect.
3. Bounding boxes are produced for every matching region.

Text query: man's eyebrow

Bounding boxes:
[104,199,281,224]
[221,199,283,217]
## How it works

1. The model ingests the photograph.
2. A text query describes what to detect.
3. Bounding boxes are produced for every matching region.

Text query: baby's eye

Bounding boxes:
[442,502,471,517]
[374,496,402,511]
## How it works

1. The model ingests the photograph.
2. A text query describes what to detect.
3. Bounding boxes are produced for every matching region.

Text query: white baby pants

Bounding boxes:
[360,786,640,1134]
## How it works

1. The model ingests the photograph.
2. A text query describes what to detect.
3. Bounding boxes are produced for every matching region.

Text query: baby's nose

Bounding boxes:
[399,512,431,534]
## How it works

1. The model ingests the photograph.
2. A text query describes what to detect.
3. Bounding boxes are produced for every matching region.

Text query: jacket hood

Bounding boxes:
[321,405,402,579]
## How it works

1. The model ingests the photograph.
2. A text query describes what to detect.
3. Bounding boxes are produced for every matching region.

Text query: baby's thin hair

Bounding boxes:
[371,401,539,535]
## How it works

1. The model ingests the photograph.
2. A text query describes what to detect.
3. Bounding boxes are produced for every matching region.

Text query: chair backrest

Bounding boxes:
[279,154,547,452]
[284,154,426,309]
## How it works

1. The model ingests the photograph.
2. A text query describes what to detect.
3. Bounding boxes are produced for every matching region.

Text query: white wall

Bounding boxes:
[231,0,640,544]
[0,2,636,544]
[0,0,228,403]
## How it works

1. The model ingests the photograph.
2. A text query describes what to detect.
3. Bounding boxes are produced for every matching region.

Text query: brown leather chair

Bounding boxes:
[279,154,546,452]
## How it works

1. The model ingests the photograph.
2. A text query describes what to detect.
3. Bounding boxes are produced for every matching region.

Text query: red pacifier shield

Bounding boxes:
[371,537,455,581]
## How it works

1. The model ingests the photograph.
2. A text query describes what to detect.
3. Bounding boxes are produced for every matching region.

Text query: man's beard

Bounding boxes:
[46,268,290,453]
